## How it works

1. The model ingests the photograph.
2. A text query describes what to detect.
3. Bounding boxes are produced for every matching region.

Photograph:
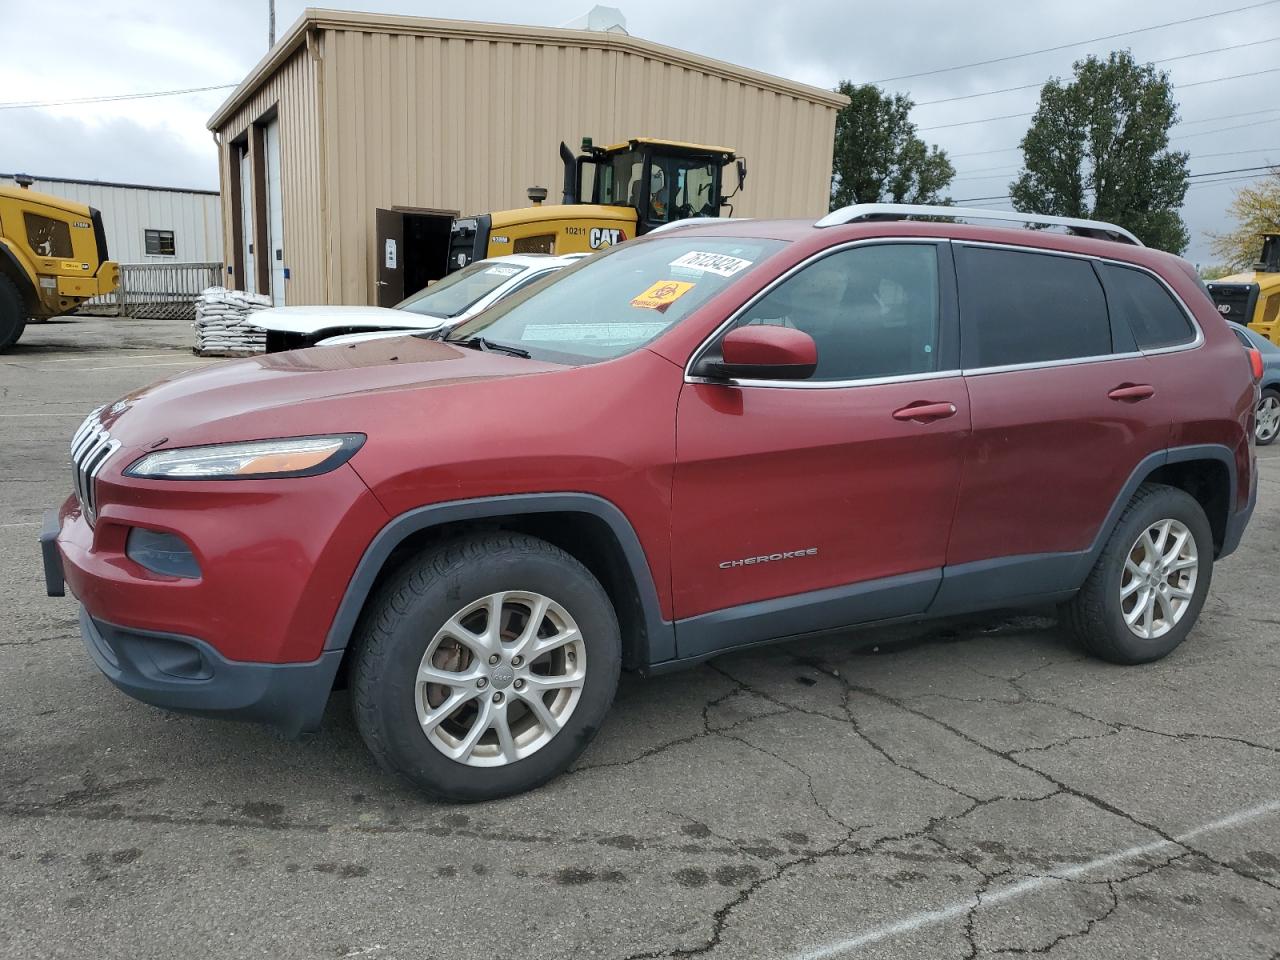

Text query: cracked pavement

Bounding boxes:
[2,316,1278,959]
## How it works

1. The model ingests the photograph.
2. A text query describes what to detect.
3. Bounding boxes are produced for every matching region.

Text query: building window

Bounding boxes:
[145,229,176,256]
[25,213,73,259]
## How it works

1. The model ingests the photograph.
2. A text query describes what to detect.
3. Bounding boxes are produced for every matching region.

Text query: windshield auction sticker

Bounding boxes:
[630,280,695,311]
[484,266,522,277]
[668,251,753,277]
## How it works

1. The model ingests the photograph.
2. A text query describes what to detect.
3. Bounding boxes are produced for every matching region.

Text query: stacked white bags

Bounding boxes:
[193,287,272,356]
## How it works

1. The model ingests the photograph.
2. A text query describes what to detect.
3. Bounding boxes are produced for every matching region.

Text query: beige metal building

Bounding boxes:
[207,8,847,307]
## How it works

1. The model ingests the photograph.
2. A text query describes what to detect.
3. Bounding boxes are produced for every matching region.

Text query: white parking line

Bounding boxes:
[0,521,39,528]
[795,798,1280,959]
[59,360,219,373]
[33,353,179,363]
[0,413,86,418]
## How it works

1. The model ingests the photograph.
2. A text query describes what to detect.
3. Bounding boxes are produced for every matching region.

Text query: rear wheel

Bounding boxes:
[1257,388,1280,446]
[351,532,621,801]
[1064,483,1213,664]
[0,275,27,350]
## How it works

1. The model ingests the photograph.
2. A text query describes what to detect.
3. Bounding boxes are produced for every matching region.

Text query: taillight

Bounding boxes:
[1247,347,1264,381]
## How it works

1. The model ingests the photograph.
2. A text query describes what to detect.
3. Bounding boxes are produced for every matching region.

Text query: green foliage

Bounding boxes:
[1011,51,1190,253]
[830,82,955,209]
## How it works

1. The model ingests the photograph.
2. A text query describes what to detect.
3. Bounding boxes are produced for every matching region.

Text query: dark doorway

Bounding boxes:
[374,207,455,307]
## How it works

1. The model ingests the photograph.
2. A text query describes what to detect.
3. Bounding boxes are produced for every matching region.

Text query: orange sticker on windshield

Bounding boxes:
[631,280,694,311]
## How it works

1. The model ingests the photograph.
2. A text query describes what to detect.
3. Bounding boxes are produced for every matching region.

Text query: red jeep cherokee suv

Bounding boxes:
[42,205,1259,801]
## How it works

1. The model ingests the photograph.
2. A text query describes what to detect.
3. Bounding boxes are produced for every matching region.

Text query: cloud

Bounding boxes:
[1,0,1275,264]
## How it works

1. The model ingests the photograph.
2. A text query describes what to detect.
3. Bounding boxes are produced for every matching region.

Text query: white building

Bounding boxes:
[0,173,221,265]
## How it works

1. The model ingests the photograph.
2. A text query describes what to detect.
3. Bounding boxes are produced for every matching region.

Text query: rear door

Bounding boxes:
[670,241,970,656]
[942,243,1171,598]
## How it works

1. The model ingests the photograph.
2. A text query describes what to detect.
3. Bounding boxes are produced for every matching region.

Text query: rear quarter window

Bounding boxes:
[1101,263,1196,350]
[956,246,1111,368]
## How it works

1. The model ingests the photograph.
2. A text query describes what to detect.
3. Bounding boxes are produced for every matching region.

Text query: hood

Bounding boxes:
[96,336,564,451]
[248,304,443,335]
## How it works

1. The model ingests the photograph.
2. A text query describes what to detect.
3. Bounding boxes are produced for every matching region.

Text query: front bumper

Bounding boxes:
[78,608,343,737]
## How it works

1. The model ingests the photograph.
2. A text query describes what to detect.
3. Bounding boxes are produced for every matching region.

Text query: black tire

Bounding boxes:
[351,531,621,802]
[1063,483,1213,665]
[0,274,28,351]
[1256,387,1280,446]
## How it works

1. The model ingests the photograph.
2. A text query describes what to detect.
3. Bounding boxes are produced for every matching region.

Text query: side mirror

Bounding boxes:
[693,325,817,381]
[736,158,747,192]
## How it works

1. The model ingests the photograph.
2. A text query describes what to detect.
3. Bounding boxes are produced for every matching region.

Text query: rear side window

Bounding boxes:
[957,246,1110,368]
[24,213,73,259]
[1102,264,1195,349]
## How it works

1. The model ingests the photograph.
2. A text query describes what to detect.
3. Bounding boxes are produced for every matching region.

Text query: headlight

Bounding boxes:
[125,434,365,480]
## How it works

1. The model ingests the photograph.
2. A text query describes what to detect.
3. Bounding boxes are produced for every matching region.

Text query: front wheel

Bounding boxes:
[351,532,621,802]
[1257,388,1280,446]
[1063,483,1213,665]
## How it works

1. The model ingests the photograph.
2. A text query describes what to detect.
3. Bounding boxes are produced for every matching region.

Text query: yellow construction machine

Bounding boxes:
[448,137,746,270]
[0,181,120,350]
[1206,233,1280,345]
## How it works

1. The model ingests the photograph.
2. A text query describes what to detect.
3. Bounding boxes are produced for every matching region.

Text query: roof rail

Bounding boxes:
[815,203,1143,246]
[647,217,753,235]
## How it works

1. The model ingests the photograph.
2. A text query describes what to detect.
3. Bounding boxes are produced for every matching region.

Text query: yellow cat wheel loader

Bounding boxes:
[1206,234,1280,345]
[448,137,746,270]
[0,182,120,350]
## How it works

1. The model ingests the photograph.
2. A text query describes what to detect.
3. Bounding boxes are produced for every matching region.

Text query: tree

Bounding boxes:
[1011,51,1189,253]
[829,82,955,209]
[1209,168,1280,271]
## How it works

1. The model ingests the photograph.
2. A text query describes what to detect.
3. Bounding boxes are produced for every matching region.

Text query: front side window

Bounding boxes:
[729,244,940,381]
[1101,263,1195,350]
[25,213,73,259]
[396,260,532,318]
[144,229,175,256]
[957,246,1111,369]
[448,236,786,365]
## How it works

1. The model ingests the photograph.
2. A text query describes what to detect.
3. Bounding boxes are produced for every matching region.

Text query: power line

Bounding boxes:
[950,164,1276,202]
[0,83,237,111]
[947,114,1280,159]
[862,0,1280,84]
[920,72,1280,131]
[954,148,1280,180]
[913,36,1280,107]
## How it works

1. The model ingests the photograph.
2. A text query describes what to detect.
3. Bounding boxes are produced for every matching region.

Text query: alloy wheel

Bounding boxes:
[1257,394,1280,444]
[414,591,586,767]
[1120,519,1199,640]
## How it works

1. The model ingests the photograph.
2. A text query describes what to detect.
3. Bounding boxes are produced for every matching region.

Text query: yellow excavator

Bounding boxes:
[1206,233,1280,345]
[0,181,120,350]
[448,137,746,270]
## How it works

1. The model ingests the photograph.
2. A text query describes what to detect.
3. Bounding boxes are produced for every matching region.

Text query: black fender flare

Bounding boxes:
[324,492,675,664]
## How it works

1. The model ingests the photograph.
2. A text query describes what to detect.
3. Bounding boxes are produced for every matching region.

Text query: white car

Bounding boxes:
[253,254,585,352]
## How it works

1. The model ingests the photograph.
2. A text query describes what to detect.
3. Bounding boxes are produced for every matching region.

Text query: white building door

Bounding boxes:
[264,119,285,306]
[239,148,255,295]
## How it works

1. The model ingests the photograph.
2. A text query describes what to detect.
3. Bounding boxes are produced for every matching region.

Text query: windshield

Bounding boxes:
[446,236,786,365]
[395,260,531,318]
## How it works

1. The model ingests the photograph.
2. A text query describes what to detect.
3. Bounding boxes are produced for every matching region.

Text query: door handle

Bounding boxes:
[892,401,958,423]
[1108,383,1155,402]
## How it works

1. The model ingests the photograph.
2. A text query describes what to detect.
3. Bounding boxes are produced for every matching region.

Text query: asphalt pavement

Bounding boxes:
[2,314,1277,960]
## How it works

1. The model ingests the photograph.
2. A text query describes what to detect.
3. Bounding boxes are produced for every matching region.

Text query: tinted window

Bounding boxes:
[731,244,940,381]
[957,247,1110,368]
[24,213,73,259]
[396,260,530,318]
[1102,264,1194,349]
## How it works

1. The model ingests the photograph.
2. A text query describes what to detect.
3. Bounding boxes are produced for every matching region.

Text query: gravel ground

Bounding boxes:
[2,315,1277,960]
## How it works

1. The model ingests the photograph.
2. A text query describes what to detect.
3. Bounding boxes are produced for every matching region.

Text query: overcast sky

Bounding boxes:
[2,0,1277,264]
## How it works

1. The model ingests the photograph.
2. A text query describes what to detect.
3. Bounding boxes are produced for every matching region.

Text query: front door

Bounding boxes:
[670,241,970,658]
[375,208,405,307]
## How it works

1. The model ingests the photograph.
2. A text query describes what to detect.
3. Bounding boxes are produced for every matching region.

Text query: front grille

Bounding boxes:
[70,406,121,524]
[1206,282,1259,325]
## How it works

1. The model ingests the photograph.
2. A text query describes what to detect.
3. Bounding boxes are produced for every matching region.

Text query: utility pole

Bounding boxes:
[268,0,276,48]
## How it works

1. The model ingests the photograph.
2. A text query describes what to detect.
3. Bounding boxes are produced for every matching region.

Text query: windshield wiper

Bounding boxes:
[452,336,531,358]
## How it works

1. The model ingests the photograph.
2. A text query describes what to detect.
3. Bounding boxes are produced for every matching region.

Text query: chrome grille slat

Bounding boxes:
[69,407,119,525]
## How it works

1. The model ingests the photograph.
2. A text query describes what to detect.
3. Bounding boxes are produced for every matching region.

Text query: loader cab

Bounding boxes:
[568,138,745,234]
[1206,233,1280,345]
